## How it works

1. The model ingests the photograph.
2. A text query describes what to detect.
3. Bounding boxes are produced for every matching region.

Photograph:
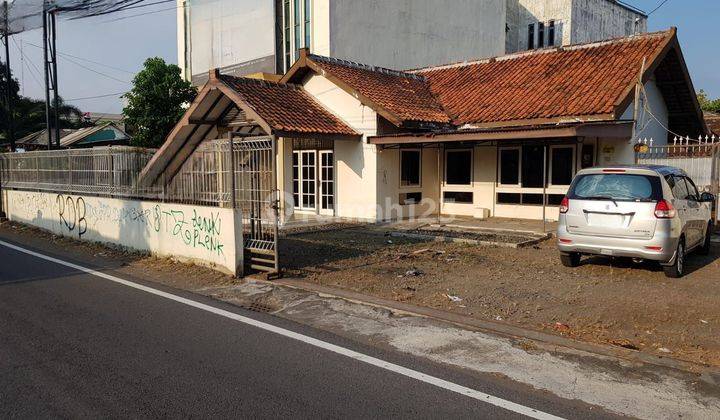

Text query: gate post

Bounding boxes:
[228,132,236,208]
[271,134,280,274]
[712,144,720,226]
[233,205,245,277]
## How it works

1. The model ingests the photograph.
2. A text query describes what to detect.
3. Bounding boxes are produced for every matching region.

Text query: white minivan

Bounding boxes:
[557,165,714,278]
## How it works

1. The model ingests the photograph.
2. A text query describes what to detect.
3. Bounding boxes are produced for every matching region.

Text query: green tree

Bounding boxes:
[697,89,720,113]
[13,97,83,140]
[0,61,20,138]
[123,57,196,148]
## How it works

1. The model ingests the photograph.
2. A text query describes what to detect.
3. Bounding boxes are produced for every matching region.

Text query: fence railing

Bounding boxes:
[636,143,720,193]
[0,141,248,207]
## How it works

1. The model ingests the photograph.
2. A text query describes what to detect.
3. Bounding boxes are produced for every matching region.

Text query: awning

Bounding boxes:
[368,121,634,145]
[139,70,360,186]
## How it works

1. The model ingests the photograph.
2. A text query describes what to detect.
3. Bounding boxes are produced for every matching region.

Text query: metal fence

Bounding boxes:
[636,143,720,192]
[636,142,720,223]
[0,142,238,207]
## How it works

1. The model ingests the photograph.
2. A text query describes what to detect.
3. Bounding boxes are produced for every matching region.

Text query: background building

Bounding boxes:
[505,0,647,53]
[177,0,648,84]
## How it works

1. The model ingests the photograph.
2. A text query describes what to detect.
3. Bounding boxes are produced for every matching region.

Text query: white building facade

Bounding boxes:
[177,0,646,84]
[505,0,647,53]
[153,30,704,224]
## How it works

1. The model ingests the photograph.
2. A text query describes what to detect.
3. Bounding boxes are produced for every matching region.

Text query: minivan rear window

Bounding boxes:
[567,174,662,202]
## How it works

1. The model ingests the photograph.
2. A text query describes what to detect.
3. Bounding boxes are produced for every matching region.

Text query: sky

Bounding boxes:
[8,2,178,115]
[6,0,720,115]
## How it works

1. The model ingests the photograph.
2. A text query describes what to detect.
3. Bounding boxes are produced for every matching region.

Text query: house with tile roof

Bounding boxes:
[145,28,705,223]
[15,123,131,151]
[704,112,720,136]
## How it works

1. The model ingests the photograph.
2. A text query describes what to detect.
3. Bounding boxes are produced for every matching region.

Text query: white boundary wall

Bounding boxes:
[2,189,243,276]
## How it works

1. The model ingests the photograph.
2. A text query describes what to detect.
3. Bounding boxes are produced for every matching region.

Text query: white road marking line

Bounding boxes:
[0,239,564,420]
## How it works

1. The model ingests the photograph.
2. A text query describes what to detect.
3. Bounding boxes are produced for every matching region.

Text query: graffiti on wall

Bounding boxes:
[9,191,228,259]
[152,206,224,256]
[56,195,87,238]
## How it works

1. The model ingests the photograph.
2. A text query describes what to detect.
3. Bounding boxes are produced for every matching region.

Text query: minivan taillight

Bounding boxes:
[654,199,676,219]
[559,196,569,214]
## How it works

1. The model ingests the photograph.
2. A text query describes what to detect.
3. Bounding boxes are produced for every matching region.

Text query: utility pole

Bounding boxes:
[3,0,14,152]
[43,8,51,149]
[630,57,647,144]
[51,10,59,148]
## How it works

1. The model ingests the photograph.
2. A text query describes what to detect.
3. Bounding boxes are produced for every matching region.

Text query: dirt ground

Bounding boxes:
[279,227,720,367]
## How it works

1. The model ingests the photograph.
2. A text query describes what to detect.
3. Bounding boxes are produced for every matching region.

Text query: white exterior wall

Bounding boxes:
[3,190,243,276]
[178,0,276,81]
[311,0,331,56]
[329,0,506,70]
[377,148,440,221]
[599,78,669,166]
[297,73,379,221]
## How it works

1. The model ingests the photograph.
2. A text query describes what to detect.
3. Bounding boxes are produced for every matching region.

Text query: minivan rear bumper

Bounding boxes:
[557,219,678,264]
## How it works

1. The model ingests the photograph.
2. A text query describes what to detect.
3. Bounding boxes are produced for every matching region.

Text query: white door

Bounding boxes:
[319,150,335,216]
[293,150,317,211]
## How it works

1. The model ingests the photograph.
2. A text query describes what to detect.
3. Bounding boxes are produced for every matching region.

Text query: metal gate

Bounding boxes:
[636,141,720,222]
[232,135,280,275]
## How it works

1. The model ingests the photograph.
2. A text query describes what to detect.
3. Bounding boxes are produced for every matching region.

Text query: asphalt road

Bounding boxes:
[0,235,618,419]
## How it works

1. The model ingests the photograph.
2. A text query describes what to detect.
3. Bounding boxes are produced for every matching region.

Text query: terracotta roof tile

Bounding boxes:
[705,112,720,135]
[219,75,358,136]
[307,56,451,125]
[414,30,673,126]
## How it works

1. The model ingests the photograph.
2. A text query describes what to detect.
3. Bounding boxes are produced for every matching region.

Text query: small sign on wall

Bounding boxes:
[601,145,615,164]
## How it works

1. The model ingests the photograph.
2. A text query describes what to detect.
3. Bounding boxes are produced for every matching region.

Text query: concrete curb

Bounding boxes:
[252,276,720,378]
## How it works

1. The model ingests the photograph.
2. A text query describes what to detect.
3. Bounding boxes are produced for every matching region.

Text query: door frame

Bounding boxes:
[318,150,335,216]
[292,148,335,215]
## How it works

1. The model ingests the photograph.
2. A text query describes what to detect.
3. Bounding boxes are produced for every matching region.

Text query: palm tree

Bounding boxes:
[13,97,84,140]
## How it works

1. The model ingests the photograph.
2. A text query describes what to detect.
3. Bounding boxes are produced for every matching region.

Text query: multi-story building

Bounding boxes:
[177,0,647,84]
[505,0,647,53]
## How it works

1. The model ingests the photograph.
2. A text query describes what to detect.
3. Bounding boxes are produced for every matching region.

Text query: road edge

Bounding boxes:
[253,275,720,380]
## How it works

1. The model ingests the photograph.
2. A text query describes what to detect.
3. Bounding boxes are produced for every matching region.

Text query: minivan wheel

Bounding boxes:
[664,240,685,278]
[560,252,581,268]
[699,223,713,256]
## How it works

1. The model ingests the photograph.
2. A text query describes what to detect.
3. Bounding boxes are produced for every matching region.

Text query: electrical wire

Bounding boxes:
[11,36,43,90]
[639,82,690,141]
[647,0,672,16]
[65,91,127,101]
[58,54,131,84]
[24,41,135,75]
[100,4,179,23]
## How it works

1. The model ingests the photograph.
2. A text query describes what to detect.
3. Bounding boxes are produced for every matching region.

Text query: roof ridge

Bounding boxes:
[309,54,425,81]
[410,29,674,73]
[219,74,302,91]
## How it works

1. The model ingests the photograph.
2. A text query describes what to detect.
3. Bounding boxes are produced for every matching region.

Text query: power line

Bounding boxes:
[65,91,127,101]
[101,5,179,23]
[58,54,131,84]
[11,36,43,90]
[648,0,672,16]
[24,41,135,75]
[72,0,175,18]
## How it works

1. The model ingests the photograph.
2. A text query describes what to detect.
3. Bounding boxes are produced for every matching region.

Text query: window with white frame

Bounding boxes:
[400,149,421,187]
[283,0,312,72]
